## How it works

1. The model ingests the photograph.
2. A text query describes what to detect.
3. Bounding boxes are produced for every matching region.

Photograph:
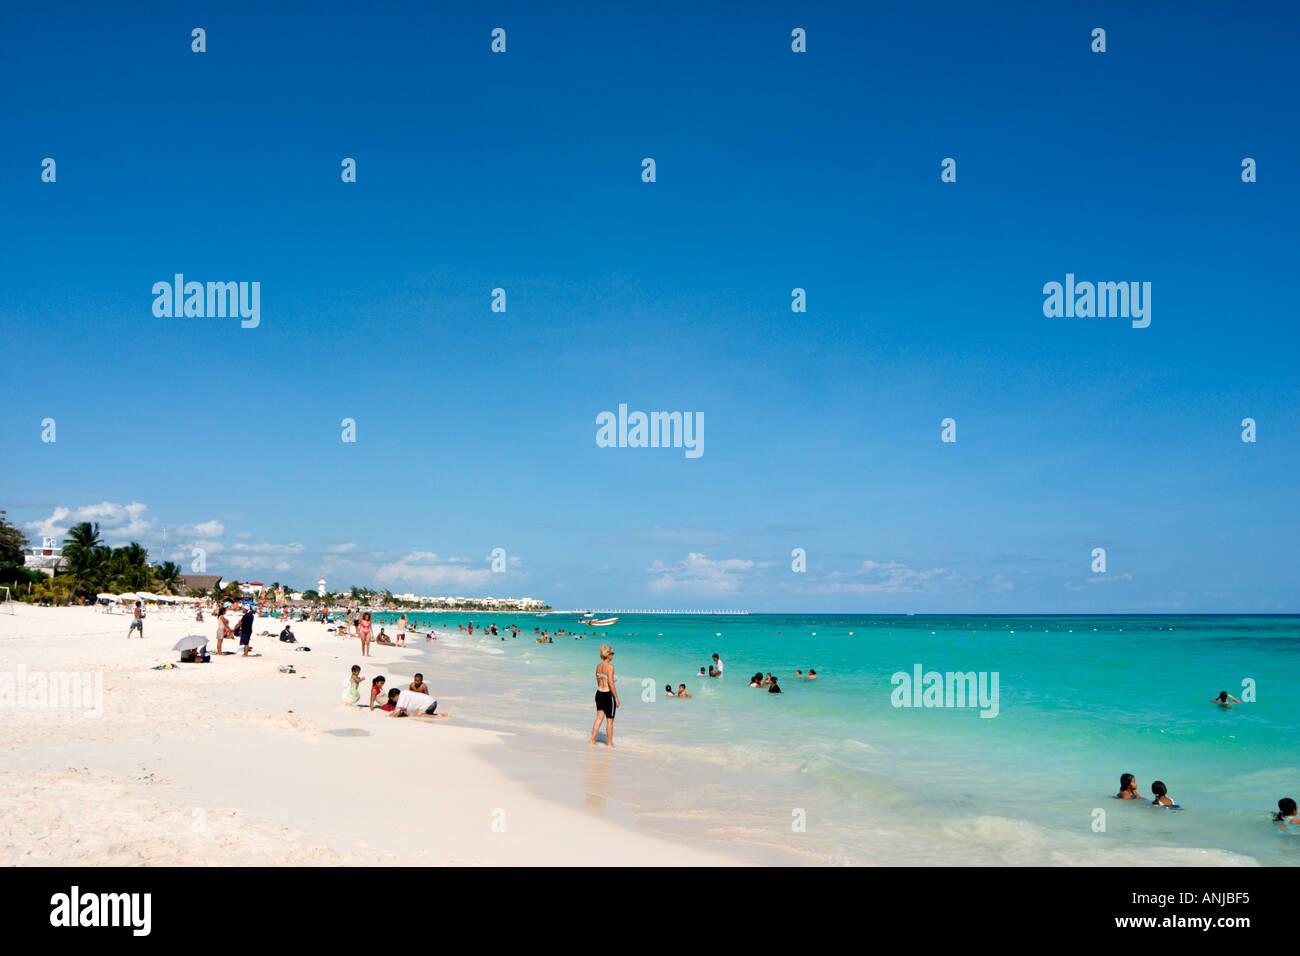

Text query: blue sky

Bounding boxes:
[3,0,1297,611]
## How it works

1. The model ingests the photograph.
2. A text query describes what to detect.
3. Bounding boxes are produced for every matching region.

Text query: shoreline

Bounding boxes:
[0,605,806,866]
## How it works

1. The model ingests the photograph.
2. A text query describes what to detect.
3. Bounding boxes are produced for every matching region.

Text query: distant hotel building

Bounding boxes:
[23,537,63,577]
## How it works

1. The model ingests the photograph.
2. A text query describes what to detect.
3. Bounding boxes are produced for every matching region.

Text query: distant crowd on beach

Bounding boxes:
[1113,691,1298,831]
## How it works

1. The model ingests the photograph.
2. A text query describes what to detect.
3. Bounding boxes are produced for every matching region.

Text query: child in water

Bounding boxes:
[1274,798,1298,829]
[1117,773,1143,800]
[1150,780,1177,807]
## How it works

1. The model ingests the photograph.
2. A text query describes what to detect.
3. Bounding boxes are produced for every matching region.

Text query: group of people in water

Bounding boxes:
[1119,771,1298,827]
[1113,692,1297,828]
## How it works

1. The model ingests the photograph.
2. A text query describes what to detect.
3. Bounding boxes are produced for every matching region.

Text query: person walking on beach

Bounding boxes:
[236,606,255,657]
[359,611,373,657]
[127,600,145,639]
[590,644,619,748]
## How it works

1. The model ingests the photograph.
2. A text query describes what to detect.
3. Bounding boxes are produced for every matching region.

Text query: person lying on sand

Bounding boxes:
[379,687,448,718]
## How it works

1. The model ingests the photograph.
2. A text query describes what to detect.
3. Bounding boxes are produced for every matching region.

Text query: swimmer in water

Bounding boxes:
[807,668,817,679]
[664,684,675,697]
[677,683,691,698]
[1150,780,1176,807]
[1117,772,1143,800]
[1274,798,1298,828]
[1213,691,1242,707]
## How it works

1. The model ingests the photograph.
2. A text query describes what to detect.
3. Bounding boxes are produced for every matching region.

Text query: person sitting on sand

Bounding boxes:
[369,676,387,710]
[279,624,296,643]
[1117,773,1143,800]
[1150,780,1177,807]
[677,683,691,699]
[1274,798,1298,828]
[410,673,430,695]
[376,628,394,646]
[1214,691,1242,707]
[343,665,363,706]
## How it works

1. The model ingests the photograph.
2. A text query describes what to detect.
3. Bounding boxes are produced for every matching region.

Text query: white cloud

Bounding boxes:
[646,552,759,594]
[176,520,225,538]
[26,501,152,544]
[368,551,495,589]
[812,560,962,595]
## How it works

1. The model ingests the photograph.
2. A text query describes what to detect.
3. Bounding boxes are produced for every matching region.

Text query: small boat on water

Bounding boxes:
[579,616,619,626]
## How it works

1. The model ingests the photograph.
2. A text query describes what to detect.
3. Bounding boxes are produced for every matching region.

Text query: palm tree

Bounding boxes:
[62,522,102,573]
[61,522,107,597]
[153,561,181,594]
[120,542,149,568]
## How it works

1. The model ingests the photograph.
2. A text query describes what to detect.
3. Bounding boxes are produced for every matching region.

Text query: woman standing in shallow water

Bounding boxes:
[590,644,619,748]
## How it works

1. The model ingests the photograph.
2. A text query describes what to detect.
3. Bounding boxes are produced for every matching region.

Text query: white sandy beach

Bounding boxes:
[0,605,775,866]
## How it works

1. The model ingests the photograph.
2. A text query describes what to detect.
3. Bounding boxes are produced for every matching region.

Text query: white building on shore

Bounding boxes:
[23,537,64,577]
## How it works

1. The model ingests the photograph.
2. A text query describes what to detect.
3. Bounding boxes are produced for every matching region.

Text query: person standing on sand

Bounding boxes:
[236,606,255,657]
[127,600,145,639]
[590,644,619,748]
[215,606,234,655]
[397,614,408,646]
[359,611,373,657]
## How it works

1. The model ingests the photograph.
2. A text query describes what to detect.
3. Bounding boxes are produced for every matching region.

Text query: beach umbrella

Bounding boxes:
[172,634,209,651]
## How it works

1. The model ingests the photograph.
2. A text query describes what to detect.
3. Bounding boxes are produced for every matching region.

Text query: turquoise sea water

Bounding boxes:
[375,612,1300,865]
